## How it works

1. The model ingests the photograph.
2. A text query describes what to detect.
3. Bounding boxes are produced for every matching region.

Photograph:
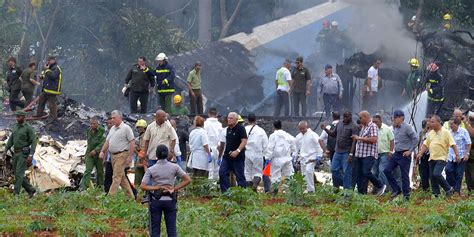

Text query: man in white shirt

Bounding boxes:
[245,113,269,191]
[204,108,222,180]
[295,121,323,192]
[363,59,382,113]
[274,59,293,117]
[265,120,296,194]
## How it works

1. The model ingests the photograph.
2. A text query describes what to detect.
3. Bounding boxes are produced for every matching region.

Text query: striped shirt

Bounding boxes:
[355,122,379,159]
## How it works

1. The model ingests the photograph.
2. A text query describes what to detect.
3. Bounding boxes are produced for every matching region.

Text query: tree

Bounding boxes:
[218,0,242,39]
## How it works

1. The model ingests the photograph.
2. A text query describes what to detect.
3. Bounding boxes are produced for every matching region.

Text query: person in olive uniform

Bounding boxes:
[79,117,105,190]
[20,62,40,105]
[5,57,25,111]
[291,56,312,117]
[5,111,37,196]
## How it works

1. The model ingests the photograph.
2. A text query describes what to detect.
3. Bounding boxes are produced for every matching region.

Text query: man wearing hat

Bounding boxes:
[170,95,189,116]
[384,110,419,201]
[318,64,343,119]
[4,111,37,197]
[35,56,62,122]
[20,61,40,106]
[291,56,312,117]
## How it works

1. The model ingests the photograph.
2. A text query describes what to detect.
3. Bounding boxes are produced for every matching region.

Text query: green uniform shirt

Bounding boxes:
[86,125,105,157]
[405,69,422,97]
[171,105,189,116]
[6,122,37,156]
[187,69,201,90]
[20,68,37,91]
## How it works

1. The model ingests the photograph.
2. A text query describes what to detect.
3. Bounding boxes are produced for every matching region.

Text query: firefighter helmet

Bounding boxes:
[136,119,148,128]
[427,63,439,72]
[408,58,420,67]
[443,14,452,21]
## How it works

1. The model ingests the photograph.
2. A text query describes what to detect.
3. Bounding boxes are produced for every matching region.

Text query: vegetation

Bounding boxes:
[0,181,472,236]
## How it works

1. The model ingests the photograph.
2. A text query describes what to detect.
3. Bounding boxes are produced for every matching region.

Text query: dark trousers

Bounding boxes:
[149,199,177,237]
[466,160,474,193]
[36,92,58,120]
[429,160,451,195]
[323,94,340,118]
[104,161,113,193]
[192,168,209,178]
[158,93,172,113]
[292,92,307,117]
[190,89,203,115]
[129,91,148,114]
[427,99,443,116]
[9,89,25,111]
[419,154,431,191]
[355,156,383,194]
[263,175,271,193]
[445,161,466,193]
[274,90,289,116]
[384,151,411,196]
[362,92,377,113]
[21,88,34,106]
[12,153,35,195]
[219,157,247,192]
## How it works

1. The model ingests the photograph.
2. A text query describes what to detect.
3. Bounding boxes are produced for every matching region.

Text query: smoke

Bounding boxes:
[343,0,421,69]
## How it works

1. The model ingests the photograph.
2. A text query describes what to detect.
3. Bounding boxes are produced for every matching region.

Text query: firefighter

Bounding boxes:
[154,53,176,113]
[35,56,62,122]
[316,20,331,52]
[134,119,148,188]
[426,63,444,116]
[4,111,37,197]
[5,57,24,111]
[402,58,422,99]
[442,13,452,31]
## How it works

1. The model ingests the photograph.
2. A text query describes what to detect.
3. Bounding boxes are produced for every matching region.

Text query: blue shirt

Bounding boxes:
[448,127,471,162]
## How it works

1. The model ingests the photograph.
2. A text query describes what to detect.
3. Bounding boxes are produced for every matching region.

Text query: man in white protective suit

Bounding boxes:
[244,113,269,191]
[265,120,296,194]
[204,108,222,180]
[295,121,323,193]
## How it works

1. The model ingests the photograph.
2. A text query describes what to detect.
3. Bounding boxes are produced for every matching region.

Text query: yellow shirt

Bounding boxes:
[443,121,465,129]
[423,128,455,161]
[143,120,178,160]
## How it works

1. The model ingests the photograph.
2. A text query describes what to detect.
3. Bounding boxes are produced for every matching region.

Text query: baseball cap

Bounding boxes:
[324,64,332,70]
[393,110,405,118]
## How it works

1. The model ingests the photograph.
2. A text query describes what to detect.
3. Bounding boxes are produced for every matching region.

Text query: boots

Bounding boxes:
[252,176,261,192]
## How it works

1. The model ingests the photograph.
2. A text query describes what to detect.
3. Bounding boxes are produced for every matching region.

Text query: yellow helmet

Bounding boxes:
[443,23,451,30]
[443,13,452,20]
[237,115,244,123]
[173,94,182,104]
[136,119,148,128]
[408,58,420,67]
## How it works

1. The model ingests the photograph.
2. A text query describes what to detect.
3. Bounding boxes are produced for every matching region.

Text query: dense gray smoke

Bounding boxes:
[343,0,421,69]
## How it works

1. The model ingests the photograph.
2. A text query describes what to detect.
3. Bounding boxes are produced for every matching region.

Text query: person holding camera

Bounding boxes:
[4,111,37,197]
[141,144,191,237]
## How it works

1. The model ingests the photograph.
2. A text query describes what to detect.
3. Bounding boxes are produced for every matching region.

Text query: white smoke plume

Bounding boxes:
[343,0,421,69]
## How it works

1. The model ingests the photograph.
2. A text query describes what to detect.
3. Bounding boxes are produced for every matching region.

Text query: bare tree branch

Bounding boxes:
[219,0,242,39]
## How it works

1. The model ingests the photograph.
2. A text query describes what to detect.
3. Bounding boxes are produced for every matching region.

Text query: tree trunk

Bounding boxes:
[218,0,243,39]
[414,0,423,31]
[37,3,61,66]
[198,0,212,44]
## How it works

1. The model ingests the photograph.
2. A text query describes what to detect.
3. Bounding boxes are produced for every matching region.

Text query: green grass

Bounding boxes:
[0,177,472,236]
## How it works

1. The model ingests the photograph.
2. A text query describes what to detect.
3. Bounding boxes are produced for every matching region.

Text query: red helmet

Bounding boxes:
[427,63,439,72]
[323,20,330,27]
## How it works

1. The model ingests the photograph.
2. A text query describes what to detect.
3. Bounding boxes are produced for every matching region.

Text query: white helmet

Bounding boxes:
[331,21,338,26]
[155,53,167,61]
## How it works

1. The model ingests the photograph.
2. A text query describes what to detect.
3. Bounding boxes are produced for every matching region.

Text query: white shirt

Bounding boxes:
[188,127,209,171]
[295,128,323,160]
[204,117,222,148]
[368,66,379,92]
[320,120,339,144]
[218,126,227,144]
[245,124,268,156]
[265,130,295,160]
[275,67,292,92]
[174,130,182,157]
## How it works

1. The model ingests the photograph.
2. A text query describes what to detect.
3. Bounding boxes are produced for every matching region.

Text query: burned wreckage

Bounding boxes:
[0,19,473,192]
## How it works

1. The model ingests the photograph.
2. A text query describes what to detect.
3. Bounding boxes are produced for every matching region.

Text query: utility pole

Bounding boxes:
[198,0,212,44]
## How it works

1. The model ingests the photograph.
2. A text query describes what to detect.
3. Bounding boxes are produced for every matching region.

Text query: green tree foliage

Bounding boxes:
[0,0,197,110]
[401,0,473,27]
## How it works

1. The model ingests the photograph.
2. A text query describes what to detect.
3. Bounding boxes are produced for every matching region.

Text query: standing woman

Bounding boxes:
[141,145,191,237]
[188,116,212,177]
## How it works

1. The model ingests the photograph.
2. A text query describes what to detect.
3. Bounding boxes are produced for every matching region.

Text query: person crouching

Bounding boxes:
[141,144,191,237]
